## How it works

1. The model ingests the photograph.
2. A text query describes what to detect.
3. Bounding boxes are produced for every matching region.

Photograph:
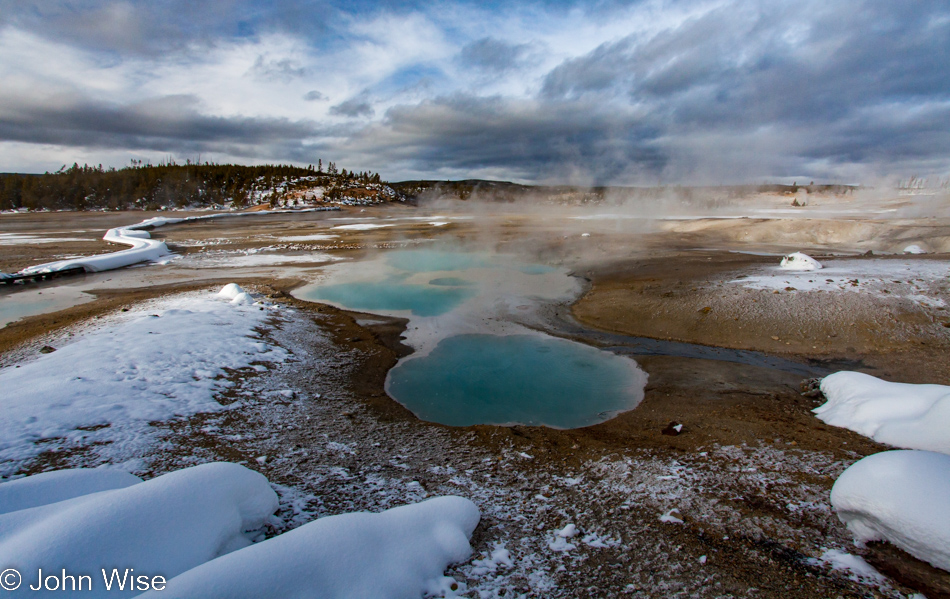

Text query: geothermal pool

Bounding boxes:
[294,248,647,428]
[387,333,646,428]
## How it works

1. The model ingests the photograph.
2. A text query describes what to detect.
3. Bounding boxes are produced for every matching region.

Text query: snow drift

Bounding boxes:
[831,450,950,572]
[139,496,480,599]
[17,225,170,275]
[814,372,950,454]
[0,469,141,515]
[0,465,480,599]
[0,463,278,598]
[13,208,338,276]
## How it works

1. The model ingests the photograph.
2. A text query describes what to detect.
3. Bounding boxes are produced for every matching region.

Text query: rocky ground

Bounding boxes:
[2,194,950,596]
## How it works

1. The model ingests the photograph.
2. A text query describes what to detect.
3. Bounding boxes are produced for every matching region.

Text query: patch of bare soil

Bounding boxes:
[572,252,950,384]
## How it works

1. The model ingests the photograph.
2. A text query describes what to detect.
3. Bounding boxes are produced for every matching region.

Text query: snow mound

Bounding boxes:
[831,450,950,572]
[0,463,278,596]
[903,244,927,254]
[218,284,255,305]
[0,469,141,515]
[779,252,822,270]
[814,372,950,453]
[217,283,246,300]
[139,495,480,599]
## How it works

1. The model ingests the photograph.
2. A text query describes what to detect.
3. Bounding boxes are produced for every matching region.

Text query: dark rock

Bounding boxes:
[39,345,56,354]
[662,421,684,436]
[800,378,824,399]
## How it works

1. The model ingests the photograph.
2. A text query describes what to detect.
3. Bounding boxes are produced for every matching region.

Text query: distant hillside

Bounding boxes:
[0,162,404,212]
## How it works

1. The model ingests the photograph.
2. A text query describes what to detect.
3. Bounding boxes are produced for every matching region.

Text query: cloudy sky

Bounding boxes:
[1,0,948,184]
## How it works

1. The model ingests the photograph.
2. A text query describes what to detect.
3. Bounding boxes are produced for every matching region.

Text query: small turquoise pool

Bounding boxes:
[294,249,558,317]
[386,334,646,428]
[300,280,475,317]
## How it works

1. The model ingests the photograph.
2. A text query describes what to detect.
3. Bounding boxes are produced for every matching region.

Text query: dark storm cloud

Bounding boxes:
[0,0,334,54]
[343,95,666,183]
[329,97,375,118]
[458,37,534,73]
[248,56,309,82]
[303,90,327,101]
[528,0,950,181]
[0,92,337,161]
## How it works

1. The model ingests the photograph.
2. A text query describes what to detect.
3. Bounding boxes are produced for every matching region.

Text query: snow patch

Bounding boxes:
[811,549,886,583]
[659,508,684,524]
[332,223,394,231]
[277,233,338,242]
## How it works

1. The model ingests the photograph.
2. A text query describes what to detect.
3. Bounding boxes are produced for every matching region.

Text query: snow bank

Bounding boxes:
[0,469,141,515]
[814,372,950,453]
[831,450,950,572]
[0,463,277,597]
[779,252,822,270]
[0,288,286,474]
[14,208,340,276]
[18,225,170,275]
[139,496,480,599]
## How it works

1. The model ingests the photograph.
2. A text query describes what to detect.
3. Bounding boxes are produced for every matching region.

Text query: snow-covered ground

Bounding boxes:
[731,257,950,308]
[0,286,286,477]
[174,248,343,269]
[815,372,950,453]
[831,450,950,572]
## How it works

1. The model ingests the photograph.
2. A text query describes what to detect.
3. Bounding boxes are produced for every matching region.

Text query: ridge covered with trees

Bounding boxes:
[0,160,398,211]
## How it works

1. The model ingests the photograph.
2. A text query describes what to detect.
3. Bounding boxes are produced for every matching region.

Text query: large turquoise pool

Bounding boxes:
[386,334,645,428]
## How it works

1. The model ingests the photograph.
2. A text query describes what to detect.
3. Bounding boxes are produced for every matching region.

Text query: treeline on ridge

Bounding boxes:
[0,161,384,211]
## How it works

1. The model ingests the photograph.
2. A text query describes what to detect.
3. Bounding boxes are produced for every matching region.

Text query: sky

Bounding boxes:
[0,0,948,185]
